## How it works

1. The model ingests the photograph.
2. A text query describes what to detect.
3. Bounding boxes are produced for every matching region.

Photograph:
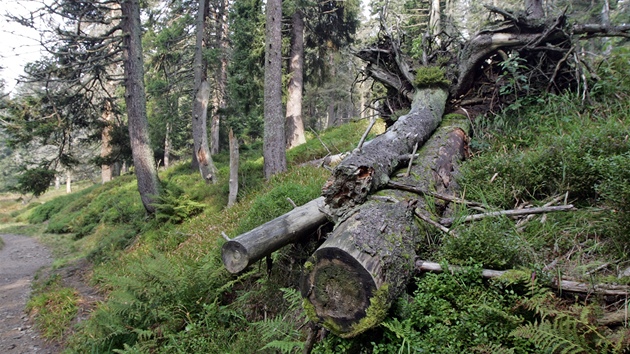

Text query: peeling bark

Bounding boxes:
[322,88,448,219]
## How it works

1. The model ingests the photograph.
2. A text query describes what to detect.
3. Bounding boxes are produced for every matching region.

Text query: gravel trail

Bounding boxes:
[0,234,56,354]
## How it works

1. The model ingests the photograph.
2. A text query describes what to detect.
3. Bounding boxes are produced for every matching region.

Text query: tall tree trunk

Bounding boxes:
[228,128,239,207]
[430,0,441,39]
[192,0,218,183]
[164,120,171,168]
[101,99,114,183]
[210,0,229,155]
[285,10,306,149]
[121,0,160,214]
[263,0,286,179]
[525,0,544,19]
[66,170,72,193]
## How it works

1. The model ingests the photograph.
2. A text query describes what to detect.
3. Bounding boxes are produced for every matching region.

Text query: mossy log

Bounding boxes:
[222,197,328,273]
[301,201,419,338]
[322,88,448,219]
[302,116,470,338]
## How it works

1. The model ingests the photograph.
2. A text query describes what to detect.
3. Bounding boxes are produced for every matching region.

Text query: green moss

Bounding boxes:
[339,284,391,338]
[414,67,450,88]
[302,298,319,323]
[303,260,314,271]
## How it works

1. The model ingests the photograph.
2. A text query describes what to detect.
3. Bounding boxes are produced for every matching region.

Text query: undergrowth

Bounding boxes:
[17,49,630,353]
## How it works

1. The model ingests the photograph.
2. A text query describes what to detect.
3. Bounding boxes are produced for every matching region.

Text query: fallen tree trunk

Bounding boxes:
[222,197,328,273]
[302,115,470,338]
[322,88,448,219]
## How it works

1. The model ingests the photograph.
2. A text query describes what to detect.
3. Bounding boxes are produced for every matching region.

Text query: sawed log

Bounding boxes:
[222,197,328,273]
[301,114,470,338]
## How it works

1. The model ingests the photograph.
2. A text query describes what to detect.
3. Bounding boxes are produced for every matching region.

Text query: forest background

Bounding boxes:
[1,0,630,353]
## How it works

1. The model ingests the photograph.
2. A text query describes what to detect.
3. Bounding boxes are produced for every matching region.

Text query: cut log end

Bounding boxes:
[221,241,250,273]
[301,247,376,335]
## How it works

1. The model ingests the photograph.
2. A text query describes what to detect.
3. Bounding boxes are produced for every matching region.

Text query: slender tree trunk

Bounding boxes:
[210,0,229,155]
[121,0,160,214]
[430,0,441,39]
[285,10,306,149]
[101,99,114,183]
[66,170,72,193]
[164,120,171,168]
[228,128,239,207]
[263,0,286,179]
[55,176,60,190]
[192,0,218,183]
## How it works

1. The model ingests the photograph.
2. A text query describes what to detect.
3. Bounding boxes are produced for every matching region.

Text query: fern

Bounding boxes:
[512,307,622,354]
[261,340,304,353]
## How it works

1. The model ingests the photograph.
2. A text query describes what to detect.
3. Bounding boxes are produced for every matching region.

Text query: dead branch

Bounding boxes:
[439,204,576,227]
[387,180,483,207]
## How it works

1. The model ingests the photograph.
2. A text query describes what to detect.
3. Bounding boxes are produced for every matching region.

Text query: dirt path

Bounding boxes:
[0,234,56,354]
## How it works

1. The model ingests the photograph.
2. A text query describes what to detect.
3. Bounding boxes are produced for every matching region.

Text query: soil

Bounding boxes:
[0,234,57,354]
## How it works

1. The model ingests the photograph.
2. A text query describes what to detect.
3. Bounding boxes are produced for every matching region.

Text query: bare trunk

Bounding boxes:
[121,0,159,214]
[101,99,114,183]
[164,120,171,168]
[55,176,60,190]
[263,0,286,179]
[525,0,544,19]
[192,0,218,183]
[285,10,306,149]
[430,0,441,39]
[210,0,229,154]
[66,170,72,194]
[227,128,239,207]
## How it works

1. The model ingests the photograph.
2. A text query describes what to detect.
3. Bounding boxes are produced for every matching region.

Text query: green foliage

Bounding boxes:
[513,298,626,353]
[152,184,206,224]
[14,168,56,197]
[26,274,79,340]
[252,288,306,353]
[440,217,528,269]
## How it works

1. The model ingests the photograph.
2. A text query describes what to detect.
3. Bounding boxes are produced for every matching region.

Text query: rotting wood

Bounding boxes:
[322,88,448,220]
[222,197,329,273]
[439,204,576,227]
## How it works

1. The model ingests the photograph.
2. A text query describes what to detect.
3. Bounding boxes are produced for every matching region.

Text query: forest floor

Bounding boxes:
[0,234,57,354]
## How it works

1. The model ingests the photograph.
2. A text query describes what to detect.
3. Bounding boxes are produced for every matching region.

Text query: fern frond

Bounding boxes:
[261,340,304,353]
[512,319,591,354]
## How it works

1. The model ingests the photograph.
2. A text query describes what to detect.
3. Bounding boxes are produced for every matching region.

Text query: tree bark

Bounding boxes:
[263,0,286,179]
[286,10,306,149]
[322,88,448,219]
[228,128,239,207]
[301,200,419,338]
[210,0,229,155]
[101,99,114,183]
[192,0,218,183]
[302,115,470,338]
[121,0,159,214]
[222,197,329,273]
